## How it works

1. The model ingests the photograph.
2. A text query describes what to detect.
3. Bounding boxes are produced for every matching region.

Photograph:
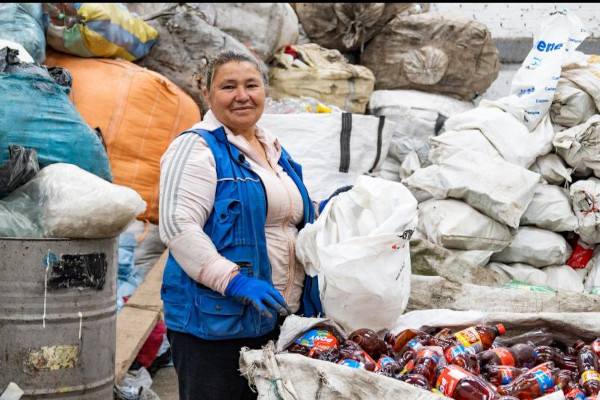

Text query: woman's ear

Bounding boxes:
[202,87,210,108]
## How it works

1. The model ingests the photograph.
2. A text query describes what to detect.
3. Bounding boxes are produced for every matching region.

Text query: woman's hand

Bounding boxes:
[225,274,291,318]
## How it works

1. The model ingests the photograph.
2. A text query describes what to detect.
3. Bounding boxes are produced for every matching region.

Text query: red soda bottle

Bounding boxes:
[497,361,560,398]
[574,340,600,397]
[396,336,429,364]
[445,344,480,374]
[348,328,388,360]
[486,365,529,387]
[286,328,340,362]
[435,364,500,399]
[412,348,443,385]
[565,387,587,399]
[388,328,432,353]
[478,343,537,373]
[453,324,506,353]
[534,345,579,372]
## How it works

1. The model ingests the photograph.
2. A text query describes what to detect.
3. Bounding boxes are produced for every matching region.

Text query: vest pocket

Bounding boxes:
[196,293,245,337]
[210,198,242,250]
[161,283,192,329]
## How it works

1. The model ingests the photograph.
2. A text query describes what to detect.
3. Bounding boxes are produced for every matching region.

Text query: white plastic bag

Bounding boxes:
[491,9,588,131]
[402,150,541,228]
[296,175,417,332]
[528,153,572,185]
[551,77,597,129]
[1,163,145,238]
[490,226,572,267]
[554,114,600,177]
[418,199,512,251]
[584,245,600,294]
[428,129,503,165]
[571,177,600,243]
[520,184,578,232]
[542,265,585,293]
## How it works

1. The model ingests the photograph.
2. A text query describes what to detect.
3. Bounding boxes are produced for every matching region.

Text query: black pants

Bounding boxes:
[167,321,282,400]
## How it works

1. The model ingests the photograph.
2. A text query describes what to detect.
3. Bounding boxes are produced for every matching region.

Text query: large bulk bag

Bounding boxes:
[528,153,572,186]
[44,51,201,224]
[294,3,418,53]
[361,12,500,101]
[571,177,600,244]
[0,65,111,182]
[554,114,600,177]
[368,89,474,180]
[520,184,578,232]
[135,3,266,106]
[44,3,158,61]
[269,43,375,114]
[0,3,45,63]
[258,113,393,201]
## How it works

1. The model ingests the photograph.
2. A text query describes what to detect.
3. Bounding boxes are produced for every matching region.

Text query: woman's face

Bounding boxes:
[206,61,266,136]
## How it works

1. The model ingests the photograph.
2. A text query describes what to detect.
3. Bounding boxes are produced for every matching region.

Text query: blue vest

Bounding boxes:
[161,127,322,340]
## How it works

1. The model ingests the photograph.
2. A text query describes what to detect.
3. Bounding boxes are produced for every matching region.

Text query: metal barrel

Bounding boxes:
[0,237,117,399]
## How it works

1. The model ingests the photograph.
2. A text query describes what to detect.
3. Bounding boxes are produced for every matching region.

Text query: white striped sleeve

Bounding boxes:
[158,134,238,291]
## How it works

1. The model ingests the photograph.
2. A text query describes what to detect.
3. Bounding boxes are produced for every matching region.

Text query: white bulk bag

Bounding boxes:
[542,265,585,293]
[402,150,541,228]
[571,177,600,243]
[258,113,393,201]
[490,226,572,267]
[443,103,555,168]
[584,245,600,294]
[520,184,578,232]
[551,77,597,130]
[295,175,417,332]
[554,114,600,177]
[1,163,145,238]
[428,129,503,165]
[418,199,512,251]
[487,262,550,288]
[528,153,572,185]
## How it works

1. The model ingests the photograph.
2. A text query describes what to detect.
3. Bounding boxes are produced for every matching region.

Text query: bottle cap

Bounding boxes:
[384,332,394,345]
[495,324,506,335]
[573,339,586,351]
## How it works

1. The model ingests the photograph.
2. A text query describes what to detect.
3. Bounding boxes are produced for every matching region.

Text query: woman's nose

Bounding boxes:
[234,87,250,101]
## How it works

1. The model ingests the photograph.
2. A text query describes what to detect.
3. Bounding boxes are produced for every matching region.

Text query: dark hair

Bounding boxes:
[204,50,269,94]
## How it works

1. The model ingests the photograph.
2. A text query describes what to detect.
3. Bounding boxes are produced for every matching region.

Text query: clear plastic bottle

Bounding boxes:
[478,343,537,373]
[574,340,600,397]
[435,364,500,399]
[534,345,579,372]
[498,328,554,348]
[497,361,560,398]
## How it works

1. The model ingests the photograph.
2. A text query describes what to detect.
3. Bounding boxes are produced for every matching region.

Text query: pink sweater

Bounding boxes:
[159,111,307,312]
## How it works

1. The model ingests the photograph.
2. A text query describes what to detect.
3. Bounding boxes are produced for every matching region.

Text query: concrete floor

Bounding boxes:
[151,366,179,400]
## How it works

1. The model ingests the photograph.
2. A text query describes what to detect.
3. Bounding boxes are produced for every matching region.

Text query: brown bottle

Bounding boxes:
[435,364,500,399]
[348,328,388,360]
[534,345,579,372]
[453,324,506,354]
[402,364,432,391]
[478,343,537,374]
[574,340,600,397]
[376,355,401,378]
[396,335,430,364]
[412,347,443,385]
[338,339,377,371]
[486,365,529,387]
[286,327,340,362]
[565,387,587,399]
[388,328,432,353]
[497,361,560,398]
[444,344,480,375]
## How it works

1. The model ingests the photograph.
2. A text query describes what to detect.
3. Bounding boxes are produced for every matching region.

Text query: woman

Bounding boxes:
[158,50,321,400]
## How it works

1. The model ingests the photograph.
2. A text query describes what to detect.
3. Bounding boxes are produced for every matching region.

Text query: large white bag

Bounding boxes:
[258,113,393,201]
[418,199,512,251]
[490,226,572,267]
[528,153,572,185]
[442,103,555,168]
[571,177,600,243]
[428,129,503,165]
[520,184,578,232]
[551,77,597,130]
[542,264,585,293]
[402,150,541,228]
[491,10,588,131]
[296,175,417,332]
[554,114,600,177]
[0,163,145,238]
[584,245,600,294]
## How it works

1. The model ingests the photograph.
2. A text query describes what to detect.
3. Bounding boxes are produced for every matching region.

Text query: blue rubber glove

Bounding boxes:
[225,274,291,319]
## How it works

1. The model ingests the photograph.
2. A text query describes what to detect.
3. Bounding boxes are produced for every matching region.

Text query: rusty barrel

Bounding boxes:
[0,237,117,399]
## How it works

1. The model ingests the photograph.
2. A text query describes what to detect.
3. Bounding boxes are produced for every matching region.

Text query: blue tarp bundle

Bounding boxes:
[0,3,46,63]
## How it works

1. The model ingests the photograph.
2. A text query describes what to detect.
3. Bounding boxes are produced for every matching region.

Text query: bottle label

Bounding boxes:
[407,339,425,352]
[592,340,600,356]
[490,348,515,366]
[416,349,440,365]
[531,364,554,393]
[399,360,415,376]
[436,366,470,397]
[581,370,600,385]
[377,356,397,369]
[454,327,483,353]
[294,329,338,357]
[497,366,514,384]
[566,388,586,399]
[338,359,362,369]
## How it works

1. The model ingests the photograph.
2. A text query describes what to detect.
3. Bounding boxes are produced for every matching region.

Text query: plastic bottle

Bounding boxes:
[435,364,500,399]
[591,338,600,359]
[445,344,480,375]
[395,336,430,364]
[453,324,506,353]
[387,328,431,353]
[534,345,579,372]
[348,328,389,360]
[286,328,340,362]
[565,387,586,399]
[497,361,560,398]
[337,339,377,371]
[486,365,529,387]
[376,355,401,378]
[402,364,432,391]
[574,340,600,397]
[478,343,537,373]
[498,327,554,348]
[412,348,444,385]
